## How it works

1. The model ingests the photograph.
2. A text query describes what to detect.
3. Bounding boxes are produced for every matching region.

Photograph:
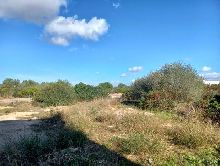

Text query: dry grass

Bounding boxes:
[59,99,220,165]
[1,98,220,165]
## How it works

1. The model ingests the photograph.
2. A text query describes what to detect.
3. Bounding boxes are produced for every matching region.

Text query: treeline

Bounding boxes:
[1,62,219,123]
[0,79,129,106]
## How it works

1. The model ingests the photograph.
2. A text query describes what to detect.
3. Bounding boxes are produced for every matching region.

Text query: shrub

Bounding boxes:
[123,62,204,110]
[33,80,75,106]
[197,84,220,123]
[206,95,220,123]
[183,148,220,165]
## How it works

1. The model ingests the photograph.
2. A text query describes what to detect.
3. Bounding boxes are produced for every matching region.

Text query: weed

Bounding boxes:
[111,133,163,155]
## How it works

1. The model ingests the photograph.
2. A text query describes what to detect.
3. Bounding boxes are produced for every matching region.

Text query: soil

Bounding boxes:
[0,98,41,151]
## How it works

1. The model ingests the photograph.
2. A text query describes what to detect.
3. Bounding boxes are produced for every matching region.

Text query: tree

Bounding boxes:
[124,62,204,109]
[74,82,97,101]
[96,82,113,97]
[0,78,20,97]
[114,83,130,93]
[15,80,39,97]
[33,80,75,106]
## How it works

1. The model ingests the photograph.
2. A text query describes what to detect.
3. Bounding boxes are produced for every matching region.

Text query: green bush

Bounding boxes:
[123,62,204,110]
[197,84,220,123]
[33,80,75,106]
[206,95,220,123]
[183,148,220,165]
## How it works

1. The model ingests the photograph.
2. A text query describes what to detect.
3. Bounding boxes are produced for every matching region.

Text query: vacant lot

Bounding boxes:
[0,98,220,165]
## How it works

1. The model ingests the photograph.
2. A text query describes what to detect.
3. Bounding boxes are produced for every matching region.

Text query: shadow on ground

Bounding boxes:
[0,119,41,151]
[0,113,140,166]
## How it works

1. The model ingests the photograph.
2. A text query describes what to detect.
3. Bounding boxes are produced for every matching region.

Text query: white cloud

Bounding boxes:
[203,80,220,85]
[0,0,67,23]
[202,72,220,81]
[202,66,211,72]
[113,2,120,9]
[120,73,127,77]
[128,66,143,73]
[44,16,109,46]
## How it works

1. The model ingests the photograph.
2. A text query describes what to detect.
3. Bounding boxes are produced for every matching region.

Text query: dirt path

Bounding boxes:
[0,98,31,104]
[0,99,41,151]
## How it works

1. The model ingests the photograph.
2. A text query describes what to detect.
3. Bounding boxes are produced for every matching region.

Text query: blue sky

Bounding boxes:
[0,0,220,85]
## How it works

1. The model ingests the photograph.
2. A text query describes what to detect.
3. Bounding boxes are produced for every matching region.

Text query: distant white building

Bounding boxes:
[203,80,220,85]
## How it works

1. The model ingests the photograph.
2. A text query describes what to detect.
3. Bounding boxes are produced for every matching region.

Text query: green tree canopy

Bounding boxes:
[33,80,75,106]
[124,62,204,109]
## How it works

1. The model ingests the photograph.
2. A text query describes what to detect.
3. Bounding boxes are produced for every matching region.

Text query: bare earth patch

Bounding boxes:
[0,98,41,151]
[0,98,31,105]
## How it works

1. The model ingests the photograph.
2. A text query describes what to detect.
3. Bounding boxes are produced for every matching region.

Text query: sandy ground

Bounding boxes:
[0,98,31,104]
[0,98,41,151]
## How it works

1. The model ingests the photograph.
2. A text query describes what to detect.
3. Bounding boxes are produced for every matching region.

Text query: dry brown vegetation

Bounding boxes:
[55,99,220,165]
[0,98,220,165]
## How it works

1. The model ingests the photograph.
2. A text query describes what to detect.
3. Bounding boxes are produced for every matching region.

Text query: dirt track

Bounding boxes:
[0,98,41,151]
[0,98,31,104]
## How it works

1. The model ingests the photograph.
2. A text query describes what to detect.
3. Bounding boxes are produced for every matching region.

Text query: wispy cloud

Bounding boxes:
[200,66,220,81]
[128,66,143,73]
[120,73,127,77]
[201,72,220,81]
[202,66,211,72]
[112,2,120,9]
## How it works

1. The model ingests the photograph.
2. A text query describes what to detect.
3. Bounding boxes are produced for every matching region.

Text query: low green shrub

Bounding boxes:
[206,95,220,123]
[197,84,220,123]
[183,148,220,166]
